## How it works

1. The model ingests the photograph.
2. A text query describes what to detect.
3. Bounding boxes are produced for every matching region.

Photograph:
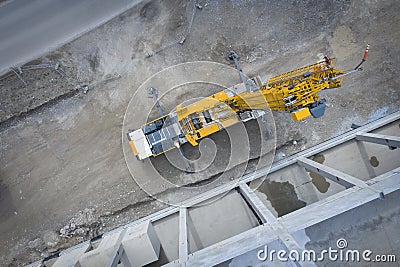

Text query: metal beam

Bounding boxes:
[280,167,400,232]
[179,207,188,266]
[239,183,302,266]
[163,224,278,267]
[297,158,353,189]
[297,157,384,198]
[238,183,271,223]
[356,132,400,149]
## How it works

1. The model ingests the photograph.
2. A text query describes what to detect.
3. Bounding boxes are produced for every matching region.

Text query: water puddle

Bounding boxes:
[308,171,330,193]
[306,154,330,193]
[369,156,379,167]
[313,154,325,164]
[256,181,306,217]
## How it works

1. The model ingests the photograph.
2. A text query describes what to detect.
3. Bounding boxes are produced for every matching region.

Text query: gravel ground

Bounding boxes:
[0,0,399,265]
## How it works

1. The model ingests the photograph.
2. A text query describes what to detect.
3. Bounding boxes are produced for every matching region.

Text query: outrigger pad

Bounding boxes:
[226,51,238,63]
[309,99,327,118]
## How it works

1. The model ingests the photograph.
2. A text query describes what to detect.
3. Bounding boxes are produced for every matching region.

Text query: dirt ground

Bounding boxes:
[0,0,399,265]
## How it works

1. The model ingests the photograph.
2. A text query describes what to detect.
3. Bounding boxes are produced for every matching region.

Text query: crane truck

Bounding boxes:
[127,45,370,162]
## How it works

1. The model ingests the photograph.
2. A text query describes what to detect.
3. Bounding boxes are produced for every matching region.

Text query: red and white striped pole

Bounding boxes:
[363,44,370,61]
[354,43,370,70]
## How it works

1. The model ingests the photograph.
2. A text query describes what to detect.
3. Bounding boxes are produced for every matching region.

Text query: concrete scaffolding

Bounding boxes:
[27,111,400,267]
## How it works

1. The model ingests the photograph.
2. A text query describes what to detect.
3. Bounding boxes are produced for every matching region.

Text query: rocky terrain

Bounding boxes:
[0,0,399,265]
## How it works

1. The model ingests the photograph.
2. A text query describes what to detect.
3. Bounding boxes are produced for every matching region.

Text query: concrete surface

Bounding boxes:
[150,213,180,265]
[0,0,142,75]
[186,190,259,253]
[0,0,399,266]
[304,189,400,267]
[78,231,121,267]
[251,120,400,218]
[218,190,400,267]
[122,221,160,266]
[311,121,400,181]
[52,242,90,267]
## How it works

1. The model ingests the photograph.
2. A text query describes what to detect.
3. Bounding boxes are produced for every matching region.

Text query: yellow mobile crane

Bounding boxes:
[127,45,370,166]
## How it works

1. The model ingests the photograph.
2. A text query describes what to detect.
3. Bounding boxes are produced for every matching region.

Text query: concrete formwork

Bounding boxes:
[28,111,400,267]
